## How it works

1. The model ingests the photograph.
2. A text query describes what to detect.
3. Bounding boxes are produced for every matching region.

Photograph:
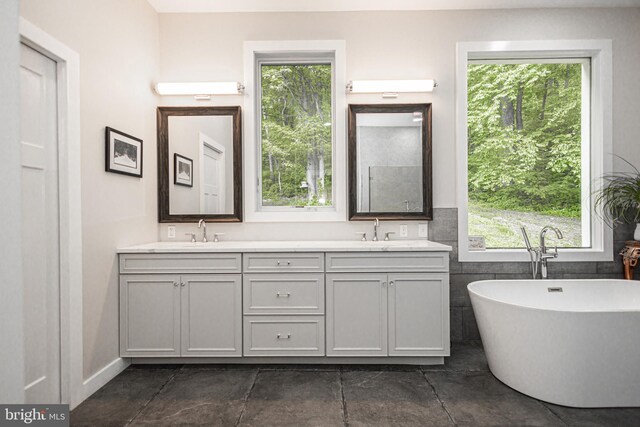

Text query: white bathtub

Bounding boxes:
[468,279,640,408]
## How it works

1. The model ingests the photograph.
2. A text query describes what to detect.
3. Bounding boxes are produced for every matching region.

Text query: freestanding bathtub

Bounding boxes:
[468,279,640,408]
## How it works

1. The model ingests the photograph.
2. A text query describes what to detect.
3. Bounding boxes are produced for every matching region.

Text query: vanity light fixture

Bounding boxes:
[154,81,245,97]
[346,79,437,96]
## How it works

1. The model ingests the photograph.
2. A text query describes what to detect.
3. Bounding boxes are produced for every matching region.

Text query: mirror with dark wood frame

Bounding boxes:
[157,106,243,222]
[348,103,432,221]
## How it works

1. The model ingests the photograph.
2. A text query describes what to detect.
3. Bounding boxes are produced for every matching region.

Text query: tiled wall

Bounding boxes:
[428,208,635,343]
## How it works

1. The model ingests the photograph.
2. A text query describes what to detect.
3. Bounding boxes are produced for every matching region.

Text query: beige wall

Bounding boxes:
[157,8,640,241]
[19,0,160,380]
[0,0,25,404]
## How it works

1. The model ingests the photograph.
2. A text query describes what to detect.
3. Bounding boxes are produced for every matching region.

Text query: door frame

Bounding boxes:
[20,18,83,408]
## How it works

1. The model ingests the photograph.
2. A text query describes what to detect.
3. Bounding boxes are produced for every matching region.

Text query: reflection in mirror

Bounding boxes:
[158,106,242,223]
[169,115,233,215]
[348,104,432,220]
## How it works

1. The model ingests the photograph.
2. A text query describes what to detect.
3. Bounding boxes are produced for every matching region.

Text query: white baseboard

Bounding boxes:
[78,357,130,408]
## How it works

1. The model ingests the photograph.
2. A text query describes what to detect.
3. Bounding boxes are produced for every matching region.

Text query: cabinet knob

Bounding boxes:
[276,292,291,298]
[276,333,291,340]
[389,281,395,287]
[277,260,280,265]
[173,282,179,287]
[180,282,186,287]
[382,281,387,288]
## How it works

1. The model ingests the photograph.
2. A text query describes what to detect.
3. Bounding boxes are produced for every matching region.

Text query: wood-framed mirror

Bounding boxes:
[158,106,242,222]
[348,103,432,220]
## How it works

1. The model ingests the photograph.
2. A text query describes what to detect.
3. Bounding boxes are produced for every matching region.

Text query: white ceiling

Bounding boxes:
[147,0,640,13]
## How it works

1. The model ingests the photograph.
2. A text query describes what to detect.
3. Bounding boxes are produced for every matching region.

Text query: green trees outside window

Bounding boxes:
[467,62,585,248]
[260,64,333,207]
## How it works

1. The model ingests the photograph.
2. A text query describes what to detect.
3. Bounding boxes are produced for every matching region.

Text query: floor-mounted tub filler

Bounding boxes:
[468,279,640,408]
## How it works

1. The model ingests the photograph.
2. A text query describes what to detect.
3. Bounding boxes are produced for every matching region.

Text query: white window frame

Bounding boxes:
[243,40,347,222]
[456,40,612,262]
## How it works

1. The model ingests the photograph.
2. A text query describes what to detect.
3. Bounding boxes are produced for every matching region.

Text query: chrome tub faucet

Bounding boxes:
[521,225,563,279]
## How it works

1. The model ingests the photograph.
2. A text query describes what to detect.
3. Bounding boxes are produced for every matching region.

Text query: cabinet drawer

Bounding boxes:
[243,253,324,273]
[243,316,325,356]
[325,252,448,273]
[119,253,241,274]
[244,273,324,315]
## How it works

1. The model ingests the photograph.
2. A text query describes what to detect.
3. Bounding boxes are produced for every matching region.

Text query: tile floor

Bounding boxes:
[71,343,640,426]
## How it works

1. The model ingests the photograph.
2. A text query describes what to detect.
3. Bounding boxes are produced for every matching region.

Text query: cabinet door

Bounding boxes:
[326,273,387,356]
[181,274,242,357]
[120,274,181,357]
[388,273,449,356]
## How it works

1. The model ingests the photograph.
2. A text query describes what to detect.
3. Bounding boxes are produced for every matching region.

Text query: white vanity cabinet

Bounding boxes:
[118,241,451,364]
[119,254,242,357]
[326,252,449,357]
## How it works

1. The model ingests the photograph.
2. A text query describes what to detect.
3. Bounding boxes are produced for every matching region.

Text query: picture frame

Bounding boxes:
[105,126,143,178]
[174,153,193,187]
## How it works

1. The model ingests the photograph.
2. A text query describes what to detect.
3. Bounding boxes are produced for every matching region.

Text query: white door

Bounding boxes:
[326,273,388,356]
[20,44,61,404]
[199,133,225,214]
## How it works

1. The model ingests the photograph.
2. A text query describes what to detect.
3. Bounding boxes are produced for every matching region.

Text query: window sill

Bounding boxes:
[458,248,613,263]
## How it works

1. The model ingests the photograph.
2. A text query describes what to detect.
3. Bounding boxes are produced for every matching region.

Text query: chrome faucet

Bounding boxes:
[372,218,380,241]
[521,226,563,279]
[539,226,563,279]
[198,219,208,243]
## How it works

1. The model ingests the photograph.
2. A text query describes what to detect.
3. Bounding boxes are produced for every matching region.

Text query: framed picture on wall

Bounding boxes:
[174,153,193,187]
[105,126,143,178]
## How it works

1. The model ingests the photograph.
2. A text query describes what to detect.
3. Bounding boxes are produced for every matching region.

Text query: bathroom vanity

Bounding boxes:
[117,240,451,365]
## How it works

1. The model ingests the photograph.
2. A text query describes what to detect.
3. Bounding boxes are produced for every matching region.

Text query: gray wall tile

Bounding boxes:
[546,261,597,275]
[462,307,481,341]
[559,273,623,280]
[450,274,494,307]
[450,307,463,343]
[596,240,626,274]
[429,208,458,241]
[494,273,536,280]
[462,262,532,274]
[442,240,462,273]
[613,223,635,241]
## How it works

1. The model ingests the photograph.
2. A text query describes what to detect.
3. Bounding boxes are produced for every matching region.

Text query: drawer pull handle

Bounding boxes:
[277,333,291,340]
[276,292,291,298]
[287,261,291,265]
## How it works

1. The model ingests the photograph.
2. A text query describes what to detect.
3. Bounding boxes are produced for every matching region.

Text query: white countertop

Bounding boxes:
[117,240,452,254]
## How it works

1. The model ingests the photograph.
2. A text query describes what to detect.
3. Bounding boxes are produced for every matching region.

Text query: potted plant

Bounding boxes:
[593,157,640,240]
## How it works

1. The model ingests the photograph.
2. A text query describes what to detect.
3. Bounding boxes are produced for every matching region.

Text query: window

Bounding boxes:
[456,41,612,262]
[260,63,333,208]
[244,41,346,222]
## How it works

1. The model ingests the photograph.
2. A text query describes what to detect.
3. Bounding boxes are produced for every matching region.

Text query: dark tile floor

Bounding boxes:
[71,343,640,426]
